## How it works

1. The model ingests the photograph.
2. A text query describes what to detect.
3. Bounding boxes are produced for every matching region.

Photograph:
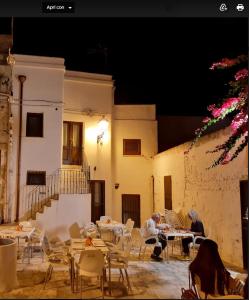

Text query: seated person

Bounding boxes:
[143,212,170,261]
[189,239,243,299]
[182,209,205,257]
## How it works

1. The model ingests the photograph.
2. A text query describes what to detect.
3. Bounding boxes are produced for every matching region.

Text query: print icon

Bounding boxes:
[236,4,244,11]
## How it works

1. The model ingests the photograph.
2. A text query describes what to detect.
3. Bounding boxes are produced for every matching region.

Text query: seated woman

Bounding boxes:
[189,239,243,299]
[182,209,205,257]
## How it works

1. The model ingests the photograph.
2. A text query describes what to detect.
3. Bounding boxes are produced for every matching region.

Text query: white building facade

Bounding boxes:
[6,54,157,234]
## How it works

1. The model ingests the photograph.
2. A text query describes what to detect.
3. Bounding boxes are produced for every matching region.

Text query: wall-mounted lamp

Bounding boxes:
[97,116,109,145]
[114,183,119,189]
[6,48,15,66]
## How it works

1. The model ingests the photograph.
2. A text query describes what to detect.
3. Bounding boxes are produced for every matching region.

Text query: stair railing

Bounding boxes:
[24,166,90,220]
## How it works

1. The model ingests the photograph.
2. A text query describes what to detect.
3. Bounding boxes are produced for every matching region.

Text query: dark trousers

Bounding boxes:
[145,234,167,257]
[182,236,203,255]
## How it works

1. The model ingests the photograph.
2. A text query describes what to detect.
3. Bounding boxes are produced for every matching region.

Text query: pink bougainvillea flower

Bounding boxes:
[212,108,222,118]
[211,98,240,119]
[210,62,226,70]
[207,104,216,111]
[221,97,240,110]
[188,55,248,168]
[195,128,201,135]
[230,111,247,134]
[202,117,211,123]
[221,153,232,165]
[235,68,248,81]
[210,58,237,70]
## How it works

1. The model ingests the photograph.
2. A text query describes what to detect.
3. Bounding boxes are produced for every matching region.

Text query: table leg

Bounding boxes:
[108,254,111,295]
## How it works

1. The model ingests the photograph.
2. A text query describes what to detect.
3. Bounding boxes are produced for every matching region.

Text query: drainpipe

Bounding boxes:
[15,75,26,222]
[152,175,155,212]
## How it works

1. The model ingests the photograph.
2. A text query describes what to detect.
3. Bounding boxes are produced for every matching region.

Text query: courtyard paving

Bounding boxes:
[0,244,246,299]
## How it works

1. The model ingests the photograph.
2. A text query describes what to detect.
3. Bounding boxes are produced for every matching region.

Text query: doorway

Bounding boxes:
[240,180,248,270]
[63,121,83,165]
[122,194,140,227]
[90,180,105,223]
[164,176,172,210]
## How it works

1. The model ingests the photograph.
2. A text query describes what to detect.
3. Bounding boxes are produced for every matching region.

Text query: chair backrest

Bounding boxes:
[68,222,81,239]
[176,210,185,227]
[125,219,135,233]
[100,216,112,222]
[139,227,146,239]
[19,221,33,228]
[160,214,166,224]
[31,228,45,245]
[116,240,133,264]
[78,249,105,275]
[83,222,99,238]
[130,228,143,248]
[165,209,184,228]
[41,234,51,256]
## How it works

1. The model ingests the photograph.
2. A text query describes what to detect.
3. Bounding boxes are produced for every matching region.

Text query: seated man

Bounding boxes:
[143,212,170,261]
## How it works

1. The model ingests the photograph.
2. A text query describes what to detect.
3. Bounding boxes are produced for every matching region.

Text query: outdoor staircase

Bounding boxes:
[21,167,90,221]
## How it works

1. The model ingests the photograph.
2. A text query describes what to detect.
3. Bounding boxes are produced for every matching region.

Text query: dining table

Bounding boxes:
[96,220,124,242]
[163,228,195,261]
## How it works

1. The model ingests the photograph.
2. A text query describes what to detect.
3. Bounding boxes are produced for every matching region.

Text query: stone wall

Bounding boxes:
[153,127,248,268]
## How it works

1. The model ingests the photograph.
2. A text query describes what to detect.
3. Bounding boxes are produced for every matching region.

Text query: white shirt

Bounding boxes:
[143,218,160,238]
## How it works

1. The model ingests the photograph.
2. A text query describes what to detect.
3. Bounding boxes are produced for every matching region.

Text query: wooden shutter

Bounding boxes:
[123,139,141,155]
[122,194,140,227]
[164,176,172,210]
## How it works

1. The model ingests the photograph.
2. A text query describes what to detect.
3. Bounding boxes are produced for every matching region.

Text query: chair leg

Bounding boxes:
[80,276,83,299]
[41,248,44,262]
[101,275,104,299]
[76,270,79,293]
[119,269,124,281]
[43,264,53,289]
[142,246,146,259]
[28,246,31,264]
[22,246,31,264]
[138,246,142,258]
[69,266,75,293]
[22,247,26,263]
[108,263,111,296]
[30,245,32,258]
[124,269,132,292]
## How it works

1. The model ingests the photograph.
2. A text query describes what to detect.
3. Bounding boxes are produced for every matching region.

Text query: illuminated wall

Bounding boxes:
[153,127,248,267]
[112,105,157,225]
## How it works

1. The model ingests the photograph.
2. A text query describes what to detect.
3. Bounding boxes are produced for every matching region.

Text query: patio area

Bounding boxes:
[0,237,246,299]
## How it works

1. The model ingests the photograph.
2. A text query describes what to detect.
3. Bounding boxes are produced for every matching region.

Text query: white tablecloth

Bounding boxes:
[96,221,124,242]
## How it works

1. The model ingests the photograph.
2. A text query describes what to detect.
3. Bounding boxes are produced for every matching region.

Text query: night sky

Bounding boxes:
[0,17,248,116]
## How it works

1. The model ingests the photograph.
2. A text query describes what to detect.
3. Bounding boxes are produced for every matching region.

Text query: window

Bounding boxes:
[27,171,46,185]
[26,113,43,137]
[123,139,141,155]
